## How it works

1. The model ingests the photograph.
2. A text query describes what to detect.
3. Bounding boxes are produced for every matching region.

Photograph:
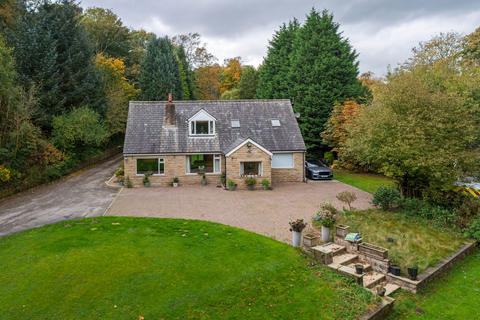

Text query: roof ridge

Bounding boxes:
[130,99,291,105]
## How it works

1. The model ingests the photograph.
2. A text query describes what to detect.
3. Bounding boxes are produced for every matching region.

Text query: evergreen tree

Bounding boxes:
[239,65,258,99]
[290,9,364,154]
[175,44,195,100]
[256,19,299,99]
[139,36,182,100]
[12,0,104,129]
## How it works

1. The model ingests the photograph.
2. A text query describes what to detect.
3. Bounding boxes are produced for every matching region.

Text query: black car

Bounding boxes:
[305,160,333,180]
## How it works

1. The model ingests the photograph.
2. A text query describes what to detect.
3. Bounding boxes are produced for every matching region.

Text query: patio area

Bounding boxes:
[106,181,373,243]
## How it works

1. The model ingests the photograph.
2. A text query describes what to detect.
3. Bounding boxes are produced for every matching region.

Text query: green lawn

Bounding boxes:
[0,217,376,320]
[388,249,480,319]
[333,169,394,194]
[335,209,468,273]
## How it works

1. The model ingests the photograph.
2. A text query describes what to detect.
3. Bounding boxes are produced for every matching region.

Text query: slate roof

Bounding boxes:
[123,99,306,154]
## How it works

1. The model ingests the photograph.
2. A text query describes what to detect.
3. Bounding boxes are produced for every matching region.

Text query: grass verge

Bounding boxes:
[0,217,377,320]
[333,169,394,194]
[388,249,480,319]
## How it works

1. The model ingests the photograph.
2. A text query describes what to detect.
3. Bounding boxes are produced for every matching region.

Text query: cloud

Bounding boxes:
[80,0,480,75]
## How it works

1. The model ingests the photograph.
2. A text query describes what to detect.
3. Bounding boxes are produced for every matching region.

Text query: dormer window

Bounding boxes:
[191,120,214,135]
[188,109,216,136]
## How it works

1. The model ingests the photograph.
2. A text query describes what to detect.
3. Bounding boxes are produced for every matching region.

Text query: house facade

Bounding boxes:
[123,97,306,189]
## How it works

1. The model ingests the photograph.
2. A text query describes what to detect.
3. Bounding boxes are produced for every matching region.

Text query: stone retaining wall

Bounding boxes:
[386,241,477,293]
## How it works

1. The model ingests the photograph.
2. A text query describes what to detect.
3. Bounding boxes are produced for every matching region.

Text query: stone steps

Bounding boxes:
[363,271,386,289]
[312,242,400,297]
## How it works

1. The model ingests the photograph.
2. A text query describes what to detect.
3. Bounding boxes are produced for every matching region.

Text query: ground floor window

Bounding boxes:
[187,154,221,173]
[272,153,294,168]
[240,161,262,176]
[136,158,164,175]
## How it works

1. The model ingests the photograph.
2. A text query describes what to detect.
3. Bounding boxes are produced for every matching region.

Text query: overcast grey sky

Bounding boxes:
[80,0,480,75]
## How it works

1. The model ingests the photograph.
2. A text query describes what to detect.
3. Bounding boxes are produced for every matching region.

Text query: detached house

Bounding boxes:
[123,96,306,188]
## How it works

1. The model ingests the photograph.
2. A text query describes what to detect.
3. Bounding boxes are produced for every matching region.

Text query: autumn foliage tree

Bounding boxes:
[95,53,139,137]
[220,57,242,94]
[322,100,362,168]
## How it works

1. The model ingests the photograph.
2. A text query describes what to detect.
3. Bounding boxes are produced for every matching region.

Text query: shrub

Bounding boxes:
[143,173,151,186]
[245,177,256,186]
[227,179,237,190]
[220,172,226,186]
[398,197,425,215]
[172,176,179,183]
[336,191,357,210]
[314,202,338,228]
[114,166,124,177]
[464,216,480,241]
[372,186,401,211]
[261,179,270,190]
[323,151,334,165]
[0,165,12,182]
[454,197,480,229]
[289,219,308,232]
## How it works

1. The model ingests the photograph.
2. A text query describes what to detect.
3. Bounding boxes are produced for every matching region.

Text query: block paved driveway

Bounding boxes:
[0,156,121,237]
[107,181,373,243]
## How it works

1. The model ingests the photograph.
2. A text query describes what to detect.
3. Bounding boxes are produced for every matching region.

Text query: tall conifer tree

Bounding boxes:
[139,36,182,100]
[290,9,364,153]
[175,44,195,100]
[256,19,299,99]
[12,0,104,128]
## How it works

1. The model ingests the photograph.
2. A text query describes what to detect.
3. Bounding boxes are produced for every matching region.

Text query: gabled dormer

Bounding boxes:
[188,109,216,136]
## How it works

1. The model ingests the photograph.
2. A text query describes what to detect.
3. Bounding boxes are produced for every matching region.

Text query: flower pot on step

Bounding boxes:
[355,264,364,275]
[389,265,401,276]
[321,226,330,242]
[173,182,178,188]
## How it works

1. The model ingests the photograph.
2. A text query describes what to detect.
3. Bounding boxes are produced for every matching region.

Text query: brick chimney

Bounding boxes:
[165,93,175,126]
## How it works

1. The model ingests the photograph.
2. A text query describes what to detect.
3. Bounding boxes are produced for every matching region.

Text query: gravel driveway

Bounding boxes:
[106,180,373,243]
[0,156,121,237]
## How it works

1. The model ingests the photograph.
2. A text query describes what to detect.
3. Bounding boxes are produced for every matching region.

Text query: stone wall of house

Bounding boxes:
[271,152,305,183]
[124,155,224,187]
[225,144,272,189]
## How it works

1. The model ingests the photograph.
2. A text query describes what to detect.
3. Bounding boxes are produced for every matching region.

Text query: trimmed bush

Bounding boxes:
[465,216,480,240]
[372,186,401,211]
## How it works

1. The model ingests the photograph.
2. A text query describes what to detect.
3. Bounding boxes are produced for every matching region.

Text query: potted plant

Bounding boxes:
[407,265,418,280]
[314,202,338,242]
[143,172,151,187]
[172,176,179,187]
[376,286,386,297]
[355,264,364,275]
[245,176,256,190]
[227,179,237,191]
[261,179,270,190]
[199,172,207,186]
[289,219,307,247]
[389,264,401,276]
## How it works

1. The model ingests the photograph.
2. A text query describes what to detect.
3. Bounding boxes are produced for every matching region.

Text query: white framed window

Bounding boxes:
[272,153,294,168]
[271,119,281,127]
[186,154,221,174]
[190,120,215,135]
[240,161,262,177]
[188,109,216,136]
[136,158,165,175]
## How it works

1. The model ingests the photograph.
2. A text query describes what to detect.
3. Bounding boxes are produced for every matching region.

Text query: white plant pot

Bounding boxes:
[321,226,330,242]
[292,231,302,247]
[173,182,178,188]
